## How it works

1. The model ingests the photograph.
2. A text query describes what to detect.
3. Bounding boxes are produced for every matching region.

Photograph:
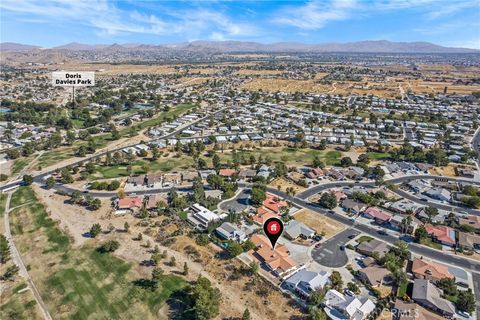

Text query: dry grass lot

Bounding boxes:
[270,177,306,194]
[429,165,457,177]
[293,209,345,239]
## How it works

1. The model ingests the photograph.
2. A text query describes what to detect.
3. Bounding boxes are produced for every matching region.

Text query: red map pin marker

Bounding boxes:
[263,217,284,249]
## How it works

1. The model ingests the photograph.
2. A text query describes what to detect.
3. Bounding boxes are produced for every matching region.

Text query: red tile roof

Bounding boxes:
[425,224,456,245]
[262,193,288,214]
[364,207,392,222]
[118,197,142,209]
[219,169,237,177]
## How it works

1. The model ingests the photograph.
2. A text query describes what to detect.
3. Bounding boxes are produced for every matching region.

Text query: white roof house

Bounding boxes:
[187,203,221,231]
[324,289,375,320]
[284,270,330,297]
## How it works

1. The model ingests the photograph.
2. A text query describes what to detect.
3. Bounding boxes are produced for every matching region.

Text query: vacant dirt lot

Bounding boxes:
[293,209,345,239]
[270,177,306,194]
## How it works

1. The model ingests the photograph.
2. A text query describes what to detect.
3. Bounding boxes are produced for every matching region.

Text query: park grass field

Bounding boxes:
[90,147,345,180]
[6,187,186,320]
[12,156,35,175]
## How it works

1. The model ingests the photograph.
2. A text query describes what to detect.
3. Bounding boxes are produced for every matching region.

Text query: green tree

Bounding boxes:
[152,267,164,283]
[319,192,337,209]
[1,265,19,281]
[330,271,343,290]
[227,242,243,258]
[45,176,55,189]
[251,183,267,206]
[98,240,120,253]
[22,174,33,185]
[212,153,221,172]
[190,276,221,320]
[89,223,102,238]
[456,289,475,313]
[242,308,251,320]
[340,157,353,167]
[183,262,189,276]
[0,234,10,264]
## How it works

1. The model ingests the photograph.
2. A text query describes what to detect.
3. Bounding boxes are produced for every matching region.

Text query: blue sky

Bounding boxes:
[1,0,479,48]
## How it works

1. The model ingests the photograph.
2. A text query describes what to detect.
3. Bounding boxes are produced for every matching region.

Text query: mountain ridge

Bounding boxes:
[1,40,478,53]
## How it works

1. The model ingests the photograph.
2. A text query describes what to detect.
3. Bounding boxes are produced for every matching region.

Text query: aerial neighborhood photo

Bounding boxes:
[1,1,480,320]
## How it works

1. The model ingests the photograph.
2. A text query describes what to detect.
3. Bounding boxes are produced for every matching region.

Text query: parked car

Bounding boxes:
[313,235,322,241]
[344,289,355,297]
[315,243,322,249]
[457,310,470,318]
[339,245,345,251]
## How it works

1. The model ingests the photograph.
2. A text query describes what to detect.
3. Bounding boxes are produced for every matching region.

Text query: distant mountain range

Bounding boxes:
[1,40,478,53]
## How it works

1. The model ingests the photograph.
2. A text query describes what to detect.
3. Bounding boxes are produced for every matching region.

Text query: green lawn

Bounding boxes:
[397,280,408,298]
[91,157,194,180]
[37,104,196,170]
[356,235,374,244]
[0,192,7,217]
[420,238,443,250]
[90,147,345,180]
[367,152,390,160]
[37,148,75,168]
[10,186,37,208]
[12,156,34,175]
[8,186,186,319]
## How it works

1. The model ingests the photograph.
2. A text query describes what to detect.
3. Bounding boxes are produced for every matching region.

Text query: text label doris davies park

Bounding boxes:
[52,72,95,86]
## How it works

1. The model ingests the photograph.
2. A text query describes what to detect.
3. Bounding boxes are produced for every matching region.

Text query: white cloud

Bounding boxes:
[273,0,358,30]
[0,0,259,40]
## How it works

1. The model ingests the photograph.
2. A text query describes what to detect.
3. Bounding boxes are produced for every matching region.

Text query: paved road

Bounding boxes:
[312,228,359,268]
[219,188,251,212]
[297,174,480,200]
[392,188,480,215]
[472,272,480,317]
[3,192,52,320]
[297,175,480,215]
[264,186,480,274]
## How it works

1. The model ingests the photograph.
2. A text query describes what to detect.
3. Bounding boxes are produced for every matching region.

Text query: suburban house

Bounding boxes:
[323,289,376,320]
[250,234,297,278]
[284,270,330,298]
[458,232,480,252]
[215,222,246,242]
[388,199,424,215]
[341,199,366,215]
[181,170,199,182]
[252,207,278,225]
[127,175,145,187]
[146,172,163,187]
[116,196,143,214]
[356,266,392,287]
[284,220,315,240]
[356,239,390,259]
[424,188,451,202]
[262,193,288,214]
[146,194,167,210]
[187,203,223,231]
[238,169,256,180]
[424,224,456,246]
[362,207,392,224]
[219,168,237,179]
[411,279,455,318]
[458,215,480,230]
[411,258,454,281]
[162,172,182,187]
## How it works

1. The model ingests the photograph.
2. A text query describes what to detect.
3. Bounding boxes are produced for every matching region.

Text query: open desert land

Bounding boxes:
[5,185,304,320]
[235,69,285,76]
[30,63,178,75]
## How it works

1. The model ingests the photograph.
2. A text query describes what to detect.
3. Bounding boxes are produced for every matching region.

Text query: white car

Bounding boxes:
[457,310,470,318]
[344,289,355,297]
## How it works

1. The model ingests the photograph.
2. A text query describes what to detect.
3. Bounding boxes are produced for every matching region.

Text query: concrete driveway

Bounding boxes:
[311,228,359,268]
